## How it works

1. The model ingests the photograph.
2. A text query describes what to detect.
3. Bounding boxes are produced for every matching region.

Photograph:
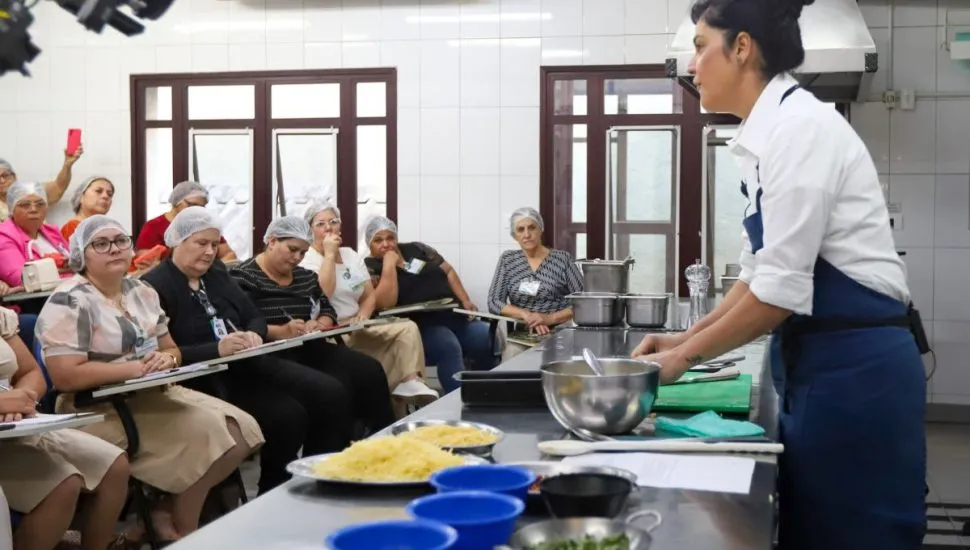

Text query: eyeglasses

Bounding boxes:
[0,172,15,181]
[313,219,341,228]
[89,235,133,253]
[15,200,46,211]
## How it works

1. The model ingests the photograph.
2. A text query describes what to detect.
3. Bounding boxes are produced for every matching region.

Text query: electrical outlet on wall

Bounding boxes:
[883,90,897,109]
[890,214,904,231]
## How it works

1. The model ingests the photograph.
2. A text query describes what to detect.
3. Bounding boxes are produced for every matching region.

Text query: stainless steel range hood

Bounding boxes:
[665,0,878,103]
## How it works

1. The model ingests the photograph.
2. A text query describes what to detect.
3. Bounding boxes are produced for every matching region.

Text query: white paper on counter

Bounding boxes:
[561,452,756,495]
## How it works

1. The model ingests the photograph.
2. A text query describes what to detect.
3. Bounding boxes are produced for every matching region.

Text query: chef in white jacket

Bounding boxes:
[633,0,926,549]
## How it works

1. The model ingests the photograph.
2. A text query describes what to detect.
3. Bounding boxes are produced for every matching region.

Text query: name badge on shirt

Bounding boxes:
[134,336,158,358]
[518,279,541,296]
[405,259,426,275]
[211,318,229,340]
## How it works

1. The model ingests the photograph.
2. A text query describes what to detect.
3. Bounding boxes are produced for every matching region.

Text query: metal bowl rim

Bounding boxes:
[540,359,661,378]
[388,419,505,450]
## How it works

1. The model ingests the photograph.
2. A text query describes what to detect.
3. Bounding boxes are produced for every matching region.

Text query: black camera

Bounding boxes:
[0,0,176,76]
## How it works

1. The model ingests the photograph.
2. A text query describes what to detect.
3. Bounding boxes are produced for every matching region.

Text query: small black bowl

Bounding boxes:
[539,473,634,518]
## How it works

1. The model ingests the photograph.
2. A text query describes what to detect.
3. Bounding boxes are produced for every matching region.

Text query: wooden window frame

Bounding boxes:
[130,68,397,249]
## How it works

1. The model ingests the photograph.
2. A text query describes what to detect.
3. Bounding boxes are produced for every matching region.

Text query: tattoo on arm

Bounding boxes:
[686,355,705,366]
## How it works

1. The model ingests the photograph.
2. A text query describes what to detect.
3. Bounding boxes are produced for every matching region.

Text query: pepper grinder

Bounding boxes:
[685,258,711,329]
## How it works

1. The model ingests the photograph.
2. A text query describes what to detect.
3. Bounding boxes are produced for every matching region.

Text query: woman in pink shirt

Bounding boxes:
[0,181,71,287]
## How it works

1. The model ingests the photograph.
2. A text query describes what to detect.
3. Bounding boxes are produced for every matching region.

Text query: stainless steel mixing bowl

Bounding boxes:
[568,292,624,327]
[620,294,670,328]
[540,358,661,435]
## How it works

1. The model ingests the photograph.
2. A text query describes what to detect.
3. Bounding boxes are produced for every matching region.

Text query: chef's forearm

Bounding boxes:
[676,293,790,372]
[684,280,751,338]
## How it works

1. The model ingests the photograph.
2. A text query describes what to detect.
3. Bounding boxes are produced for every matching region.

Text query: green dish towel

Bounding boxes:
[654,411,766,438]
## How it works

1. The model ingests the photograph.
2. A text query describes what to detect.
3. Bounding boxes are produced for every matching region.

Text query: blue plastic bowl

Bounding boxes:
[406,491,525,550]
[430,464,536,502]
[325,519,458,550]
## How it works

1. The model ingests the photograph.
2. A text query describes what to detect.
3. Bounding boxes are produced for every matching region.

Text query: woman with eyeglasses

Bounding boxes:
[61,176,115,241]
[0,181,72,290]
[37,215,263,543]
[300,201,437,403]
[142,208,357,494]
[0,149,83,223]
[135,181,237,262]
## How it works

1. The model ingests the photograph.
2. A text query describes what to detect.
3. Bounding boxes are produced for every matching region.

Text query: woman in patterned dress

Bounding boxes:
[487,207,584,359]
[36,215,263,543]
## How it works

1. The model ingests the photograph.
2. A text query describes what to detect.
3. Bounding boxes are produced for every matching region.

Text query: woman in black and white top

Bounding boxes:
[488,207,583,358]
[229,217,394,437]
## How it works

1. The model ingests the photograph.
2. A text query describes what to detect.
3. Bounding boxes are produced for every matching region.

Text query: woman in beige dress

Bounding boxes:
[300,200,437,404]
[36,215,264,543]
[0,305,131,550]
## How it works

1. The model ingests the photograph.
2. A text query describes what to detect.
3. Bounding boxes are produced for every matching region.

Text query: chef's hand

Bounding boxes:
[631,332,687,359]
[143,351,175,373]
[639,350,690,384]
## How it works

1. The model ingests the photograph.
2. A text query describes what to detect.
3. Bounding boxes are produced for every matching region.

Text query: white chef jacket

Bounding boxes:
[729,73,909,316]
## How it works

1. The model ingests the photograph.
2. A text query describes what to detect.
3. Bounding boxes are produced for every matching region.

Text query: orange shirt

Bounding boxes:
[60,218,81,241]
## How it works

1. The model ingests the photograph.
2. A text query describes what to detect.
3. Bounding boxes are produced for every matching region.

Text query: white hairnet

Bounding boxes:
[0,159,12,173]
[68,215,126,271]
[71,176,113,213]
[363,216,397,245]
[168,181,208,206]
[509,207,544,237]
[264,216,312,244]
[303,199,340,226]
[6,181,47,210]
[164,206,222,247]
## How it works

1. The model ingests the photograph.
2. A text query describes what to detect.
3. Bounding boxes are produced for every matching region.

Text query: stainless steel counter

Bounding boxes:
[169,328,779,550]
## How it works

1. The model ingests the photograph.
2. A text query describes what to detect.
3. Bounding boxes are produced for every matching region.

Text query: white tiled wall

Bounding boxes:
[852,0,970,404]
[0,0,687,309]
[2,0,969,404]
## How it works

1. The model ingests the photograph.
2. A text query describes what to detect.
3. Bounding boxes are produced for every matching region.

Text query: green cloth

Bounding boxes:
[653,411,766,438]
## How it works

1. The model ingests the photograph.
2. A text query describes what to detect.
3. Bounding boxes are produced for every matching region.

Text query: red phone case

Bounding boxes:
[67,129,82,156]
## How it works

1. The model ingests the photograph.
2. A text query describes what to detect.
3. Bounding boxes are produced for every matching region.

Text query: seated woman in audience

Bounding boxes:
[0,306,132,550]
[0,181,72,288]
[36,215,263,543]
[0,148,83,222]
[488,207,584,359]
[135,181,236,261]
[230,216,395,435]
[363,216,497,394]
[141,208,356,494]
[61,176,115,241]
[300,200,437,401]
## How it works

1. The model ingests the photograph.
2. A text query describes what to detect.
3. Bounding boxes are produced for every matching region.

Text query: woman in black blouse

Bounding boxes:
[488,207,584,358]
[229,217,394,436]
[141,207,355,494]
[362,216,497,394]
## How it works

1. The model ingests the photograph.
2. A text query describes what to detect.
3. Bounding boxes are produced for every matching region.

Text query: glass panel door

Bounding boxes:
[271,129,339,220]
[702,125,745,290]
[551,123,587,258]
[189,129,254,259]
[606,126,679,295]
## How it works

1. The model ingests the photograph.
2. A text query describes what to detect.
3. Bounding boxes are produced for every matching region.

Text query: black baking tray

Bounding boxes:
[456,370,545,408]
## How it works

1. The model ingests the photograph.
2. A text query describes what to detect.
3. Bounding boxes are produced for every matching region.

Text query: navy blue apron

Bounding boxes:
[741,85,926,549]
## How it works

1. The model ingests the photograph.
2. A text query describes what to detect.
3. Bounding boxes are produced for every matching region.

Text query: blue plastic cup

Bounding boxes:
[430,464,536,503]
[406,490,525,550]
[325,519,458,550]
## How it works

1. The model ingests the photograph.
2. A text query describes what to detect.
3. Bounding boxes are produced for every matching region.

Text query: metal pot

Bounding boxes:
[568,292,624,327]
[577,258,634,294]
[506,510,662,550]
[619,294,670,328]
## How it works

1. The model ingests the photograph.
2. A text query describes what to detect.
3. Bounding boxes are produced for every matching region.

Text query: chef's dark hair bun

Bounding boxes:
[691,0,812,78]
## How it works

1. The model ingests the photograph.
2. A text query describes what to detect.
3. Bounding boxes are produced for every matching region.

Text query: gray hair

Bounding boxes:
[509,207,544,237]
[168,181,209,206]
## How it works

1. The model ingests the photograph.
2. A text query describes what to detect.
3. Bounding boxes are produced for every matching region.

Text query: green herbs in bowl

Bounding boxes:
[526,533,631,550]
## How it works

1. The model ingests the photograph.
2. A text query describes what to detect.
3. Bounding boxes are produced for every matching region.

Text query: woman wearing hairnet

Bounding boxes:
[230,216,395,434]
[60,176,115,240]
[300,200,438,406]
[135,181,237,261]
[37,214,263,543]
[0,147,83,222]
[488,207,584,359]
[142,208,359,494]
[363,216,497,394]
[0,181,72,288]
